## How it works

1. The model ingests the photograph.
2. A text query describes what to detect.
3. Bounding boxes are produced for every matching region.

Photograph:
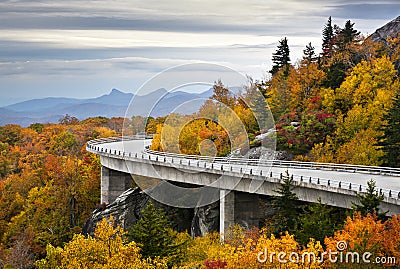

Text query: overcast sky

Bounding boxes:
[0,0,398,106]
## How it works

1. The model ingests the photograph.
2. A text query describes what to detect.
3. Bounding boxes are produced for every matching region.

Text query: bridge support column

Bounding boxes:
[220,190,259,240]
[101,166,133,204]
[220,190,234,240]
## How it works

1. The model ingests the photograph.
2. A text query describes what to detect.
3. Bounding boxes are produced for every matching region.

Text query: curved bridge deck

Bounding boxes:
[87,137,400,216]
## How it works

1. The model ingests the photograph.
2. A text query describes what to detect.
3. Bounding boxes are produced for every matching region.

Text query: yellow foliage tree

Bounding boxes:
[335,129,384,165]
[150,82,257,156]
[288,62,325,111]
[313,56,400,164]
[266,68,293,118]
[180,226,325,269]
[36,216,167,269]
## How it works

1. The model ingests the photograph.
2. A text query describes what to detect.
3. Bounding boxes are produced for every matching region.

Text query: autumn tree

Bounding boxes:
[3,229,35,269]
[387,33,400,74]
[59,114,79,125]
[151,81,260,156]
[145,116,166,135]
[5,177,79,255]
[29,123,45,133]
[0,120,115,262]
[79,116,110,127]
[130,116,147,135]
[265,67,293,118]
[182,226,325,268]
[287,61,325,111]
[266,40,326,118]
[211,80,236,108]
[270,37,291,76]
[50,131,79,155]
[0,124,22,146]
[36,216,167,269]
[238,80,266,133]
[0,141,14,178]
[314,56,400,165]
[100,117,123,134]
[325,213,399,268]
[275,97,335,155]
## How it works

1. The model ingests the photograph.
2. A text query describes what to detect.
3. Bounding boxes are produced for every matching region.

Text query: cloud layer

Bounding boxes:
[0,0,398,105]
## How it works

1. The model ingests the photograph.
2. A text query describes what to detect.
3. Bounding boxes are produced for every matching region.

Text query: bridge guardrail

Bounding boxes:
[143,149,400,177]
[86,136,400,200]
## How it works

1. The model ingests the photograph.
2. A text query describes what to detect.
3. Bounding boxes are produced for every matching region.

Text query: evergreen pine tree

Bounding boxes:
[321,16,334,59]
[378,93,400,167]
[335,20,361,51]
[127,203,183,264]
[322,19,361,89]
[323,61,347,89]
[352,179,386,219]
[302,42,317,64]
[298,198,340,246]
[270,171,300,234]
[270,37,291,76]
[341,20,361,44]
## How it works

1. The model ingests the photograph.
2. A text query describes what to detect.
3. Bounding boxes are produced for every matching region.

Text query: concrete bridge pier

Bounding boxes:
[101,166,133,204]
[220,190,259,239]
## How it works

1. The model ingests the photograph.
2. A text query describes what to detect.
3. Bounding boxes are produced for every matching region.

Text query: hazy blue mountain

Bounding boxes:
[197,88,214,98]
[124,88,218,117]
[0,113,63,127]
[58,103,128,119]
[151,90,213,116]
[6,97,82,112]
[0,107,17,117]
[87,88,134,106]
[0,88,214,126]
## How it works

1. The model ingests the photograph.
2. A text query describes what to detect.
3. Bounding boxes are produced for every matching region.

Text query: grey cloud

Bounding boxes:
[230,43,277,49]
[321,3,400,20]
[2,0,394,37]
[0,0,333,35]
[0,56,232,77]
[0,41,271,62]
[0,15,287,35]
[0,0,397,103]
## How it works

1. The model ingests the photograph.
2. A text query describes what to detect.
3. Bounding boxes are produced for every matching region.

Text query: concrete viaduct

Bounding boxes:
[86,136,400,234]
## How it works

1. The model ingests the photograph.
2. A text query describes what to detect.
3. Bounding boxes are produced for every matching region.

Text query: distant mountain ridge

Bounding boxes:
[0,88,214,127]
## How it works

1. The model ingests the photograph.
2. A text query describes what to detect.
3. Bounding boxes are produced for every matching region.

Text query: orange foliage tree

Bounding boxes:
[325,213,400,268]
[0,120,117,264]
